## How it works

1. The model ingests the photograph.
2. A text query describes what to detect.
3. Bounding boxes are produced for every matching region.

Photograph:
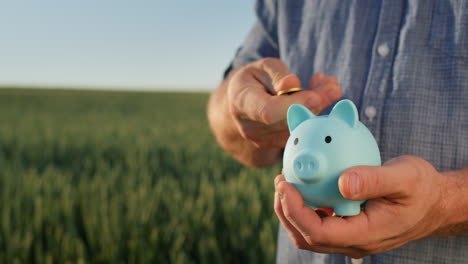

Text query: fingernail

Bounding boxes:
[340,172,360,197]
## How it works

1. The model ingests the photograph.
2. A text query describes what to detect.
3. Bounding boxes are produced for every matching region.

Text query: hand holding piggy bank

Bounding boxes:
[283,99,381,216]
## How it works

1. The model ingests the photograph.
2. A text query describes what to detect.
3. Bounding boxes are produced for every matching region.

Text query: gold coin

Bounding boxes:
[276,87,303,96]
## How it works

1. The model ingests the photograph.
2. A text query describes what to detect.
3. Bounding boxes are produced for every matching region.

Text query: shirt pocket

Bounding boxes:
[428,0,468,62]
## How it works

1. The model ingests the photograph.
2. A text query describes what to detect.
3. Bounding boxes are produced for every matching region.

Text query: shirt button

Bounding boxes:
[365,106,377,121]
[351,258,364,264]
[377,43,389,57]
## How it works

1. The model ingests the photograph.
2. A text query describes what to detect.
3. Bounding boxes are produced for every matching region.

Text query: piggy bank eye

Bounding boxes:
[294,138,299,145]
[325,136,332,143]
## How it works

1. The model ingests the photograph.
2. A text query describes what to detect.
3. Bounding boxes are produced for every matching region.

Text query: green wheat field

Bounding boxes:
[0,88,280,264]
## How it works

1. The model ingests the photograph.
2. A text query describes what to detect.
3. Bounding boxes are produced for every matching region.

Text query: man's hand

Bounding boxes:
[274,155,468,258]
[207,58,342,167]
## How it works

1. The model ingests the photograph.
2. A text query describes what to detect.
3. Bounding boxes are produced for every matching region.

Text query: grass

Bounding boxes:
[0,88,280,263]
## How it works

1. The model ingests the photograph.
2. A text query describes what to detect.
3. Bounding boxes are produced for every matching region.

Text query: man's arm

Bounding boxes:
[207,58,343,168]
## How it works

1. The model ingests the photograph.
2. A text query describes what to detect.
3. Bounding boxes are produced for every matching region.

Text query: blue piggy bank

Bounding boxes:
[283,99,381,216]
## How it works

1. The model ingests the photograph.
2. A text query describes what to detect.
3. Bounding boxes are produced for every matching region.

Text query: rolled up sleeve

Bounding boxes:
[223,0,279,78]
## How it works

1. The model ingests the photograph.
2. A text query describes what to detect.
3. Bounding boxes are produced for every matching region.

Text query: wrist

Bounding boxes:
[443,169,468,225]
[433,167,468,236]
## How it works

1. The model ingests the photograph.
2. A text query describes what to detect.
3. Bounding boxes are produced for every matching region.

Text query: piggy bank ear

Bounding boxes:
[329,99,359,128]
[287,104,316,131]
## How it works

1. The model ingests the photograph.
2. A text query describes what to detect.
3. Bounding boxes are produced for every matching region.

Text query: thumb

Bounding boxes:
[338,161,416,201]
[273,74,302,93]
[252,58,301,94]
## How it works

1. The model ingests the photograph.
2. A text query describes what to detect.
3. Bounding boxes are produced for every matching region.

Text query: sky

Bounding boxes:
[0,1,256,91]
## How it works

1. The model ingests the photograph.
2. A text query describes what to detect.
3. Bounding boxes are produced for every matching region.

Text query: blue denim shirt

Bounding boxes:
[224,0,468,263]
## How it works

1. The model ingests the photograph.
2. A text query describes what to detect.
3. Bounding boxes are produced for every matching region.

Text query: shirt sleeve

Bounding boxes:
[223,0,279,79]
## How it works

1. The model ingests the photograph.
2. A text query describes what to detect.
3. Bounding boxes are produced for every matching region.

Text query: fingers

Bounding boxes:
[230,60,343,126]
[276,180,377,247]
[309,72,326,87]
[227,68,272,122]
[229,65,327,125]
[260,90,324,123]
[274,174,310,247]
[275,191,367,258]
[228,60,344,151]
[308,72,343,106]
[273,174,376,256]
[274,189,365,257]
[338,156,430,201]
[228,58,302,124]
[274,191,310,247]
[274,174,285,187]
[273,158,430,256]
[238,120,291,148]
[275,181,324,242]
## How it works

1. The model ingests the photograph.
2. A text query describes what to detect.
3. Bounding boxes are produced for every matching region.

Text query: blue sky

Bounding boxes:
[0,1,255,91]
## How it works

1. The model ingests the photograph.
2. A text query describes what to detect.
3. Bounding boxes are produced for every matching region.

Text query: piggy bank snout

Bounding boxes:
[293,153,327,183]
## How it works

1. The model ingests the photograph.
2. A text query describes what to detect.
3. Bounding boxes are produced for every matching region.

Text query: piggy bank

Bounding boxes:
[283,99,381,216]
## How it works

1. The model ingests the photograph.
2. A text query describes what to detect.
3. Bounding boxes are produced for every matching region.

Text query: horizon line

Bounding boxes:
[0,82,217,92]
